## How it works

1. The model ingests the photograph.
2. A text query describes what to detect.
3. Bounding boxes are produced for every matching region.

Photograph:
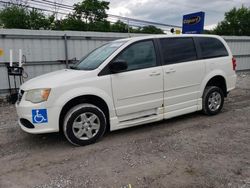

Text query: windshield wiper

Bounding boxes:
[69,65,80,70]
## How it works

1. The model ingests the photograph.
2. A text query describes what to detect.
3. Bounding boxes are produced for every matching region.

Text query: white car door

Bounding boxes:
[159,37,205,118]
[110,40,164,121]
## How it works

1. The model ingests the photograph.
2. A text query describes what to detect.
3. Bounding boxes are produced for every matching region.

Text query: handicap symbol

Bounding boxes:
[34,110,46,123]
[32,109,48,124]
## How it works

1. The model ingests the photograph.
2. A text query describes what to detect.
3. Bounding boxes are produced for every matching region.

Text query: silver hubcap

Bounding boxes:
[72,112,100,140]
[208,91,222,111]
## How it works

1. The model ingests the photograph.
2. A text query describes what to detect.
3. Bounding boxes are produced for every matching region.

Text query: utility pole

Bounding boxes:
[127,18,131,37]
[54,0,58,20]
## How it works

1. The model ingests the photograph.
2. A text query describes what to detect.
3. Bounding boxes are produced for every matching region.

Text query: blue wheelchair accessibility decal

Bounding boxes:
[32,109,48,124]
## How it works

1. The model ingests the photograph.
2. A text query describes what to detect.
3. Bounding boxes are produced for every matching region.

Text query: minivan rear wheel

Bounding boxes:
[202,86,224,115]
[63,104,107,146]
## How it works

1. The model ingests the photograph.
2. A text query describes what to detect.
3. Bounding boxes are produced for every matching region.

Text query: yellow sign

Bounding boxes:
[176,30,181,34]
[0,48,3,57]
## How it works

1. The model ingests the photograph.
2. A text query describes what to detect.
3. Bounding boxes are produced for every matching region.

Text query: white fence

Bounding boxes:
[223,36,250,71]
[0,29,249,94]
[0,29,146,94]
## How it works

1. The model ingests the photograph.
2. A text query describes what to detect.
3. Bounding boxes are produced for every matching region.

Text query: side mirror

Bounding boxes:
[109,60,128,73]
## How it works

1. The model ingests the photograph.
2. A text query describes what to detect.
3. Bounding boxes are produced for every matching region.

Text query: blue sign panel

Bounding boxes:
[182,11,205,34]
[32,109,48,124]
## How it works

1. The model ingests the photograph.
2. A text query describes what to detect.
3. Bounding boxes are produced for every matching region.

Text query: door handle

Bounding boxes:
[165,69,176,74]
[149,72,161,76]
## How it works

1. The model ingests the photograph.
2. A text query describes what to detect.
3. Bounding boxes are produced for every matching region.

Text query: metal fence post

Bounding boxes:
[64,34,69,68]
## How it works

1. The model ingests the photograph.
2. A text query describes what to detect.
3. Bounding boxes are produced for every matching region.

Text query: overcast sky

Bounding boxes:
[70,0,250,30]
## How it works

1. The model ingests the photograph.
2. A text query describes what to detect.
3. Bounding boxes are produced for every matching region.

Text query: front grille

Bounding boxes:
[17,90,24,103]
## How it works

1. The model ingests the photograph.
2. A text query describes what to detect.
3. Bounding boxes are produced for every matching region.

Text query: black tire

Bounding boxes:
[202,86,224,115]
[63,104,106,146]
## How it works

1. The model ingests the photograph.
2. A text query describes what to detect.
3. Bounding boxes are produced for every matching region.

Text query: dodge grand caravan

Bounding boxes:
[16,34,237,146]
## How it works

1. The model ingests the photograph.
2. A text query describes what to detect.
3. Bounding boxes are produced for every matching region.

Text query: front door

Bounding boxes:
[111,40,164,121]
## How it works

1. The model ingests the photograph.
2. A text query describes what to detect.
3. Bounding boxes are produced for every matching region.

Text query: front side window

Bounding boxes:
[73,41,125,70]
[160,38,197,65]
[196,37,228,59]
[115,40,157,71]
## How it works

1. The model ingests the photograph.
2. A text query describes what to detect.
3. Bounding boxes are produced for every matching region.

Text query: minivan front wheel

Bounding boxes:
[202,86,224,115]
[63,104,107,146]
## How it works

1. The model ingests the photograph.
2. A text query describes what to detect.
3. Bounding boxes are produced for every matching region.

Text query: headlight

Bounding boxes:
[25,88,51,103]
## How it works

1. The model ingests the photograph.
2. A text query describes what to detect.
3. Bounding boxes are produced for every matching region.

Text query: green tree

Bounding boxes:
[213,6,250,36]
[111,20,128,32]
[53,14,87,31]
[135,25,164,34]
[73,0,109,23]
[28,9,54,30]
[0,5,54,30]
[0,5,29,29]
[88,20,111,31]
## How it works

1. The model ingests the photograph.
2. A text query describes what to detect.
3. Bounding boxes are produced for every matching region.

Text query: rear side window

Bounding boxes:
[196,37,228,59]
[160,38,197,65]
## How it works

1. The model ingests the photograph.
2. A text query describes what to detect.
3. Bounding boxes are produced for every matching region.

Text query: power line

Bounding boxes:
[108,14,181,28]
[28,1,67,11]
[28,0,182,28]
[0,0,68,14]
[41,0,73,8]
[31,0,224,22]
[30,0,73,9]
[0,0,181,29]
[28,0,73,14]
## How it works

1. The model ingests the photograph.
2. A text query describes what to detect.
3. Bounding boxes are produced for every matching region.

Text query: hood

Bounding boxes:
[21,69,93,90]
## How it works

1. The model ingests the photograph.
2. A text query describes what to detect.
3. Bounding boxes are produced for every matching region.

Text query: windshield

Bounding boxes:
[72,41,125,70]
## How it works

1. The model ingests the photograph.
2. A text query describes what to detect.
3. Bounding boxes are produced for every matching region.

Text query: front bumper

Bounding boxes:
[16,99,61,134]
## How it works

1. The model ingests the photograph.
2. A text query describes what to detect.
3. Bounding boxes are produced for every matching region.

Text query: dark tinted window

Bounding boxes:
[115,40,157,71]
[196,37,228,59]
[160,38,197,64]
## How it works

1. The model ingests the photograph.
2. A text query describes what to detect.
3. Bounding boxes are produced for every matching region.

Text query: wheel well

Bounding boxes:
[205,76,227,97]
[59,95,110,133]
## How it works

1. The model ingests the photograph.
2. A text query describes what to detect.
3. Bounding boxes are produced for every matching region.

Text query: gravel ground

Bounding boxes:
[0,71,250,188]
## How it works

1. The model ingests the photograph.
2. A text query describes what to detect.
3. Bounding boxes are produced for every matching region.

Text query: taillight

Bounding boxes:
[232,57,236,71]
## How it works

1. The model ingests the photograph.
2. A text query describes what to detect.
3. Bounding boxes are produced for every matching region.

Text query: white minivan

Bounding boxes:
[16,34,237,146]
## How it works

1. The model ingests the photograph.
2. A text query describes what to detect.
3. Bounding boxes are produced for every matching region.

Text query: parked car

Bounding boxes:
[16,34,237,146]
